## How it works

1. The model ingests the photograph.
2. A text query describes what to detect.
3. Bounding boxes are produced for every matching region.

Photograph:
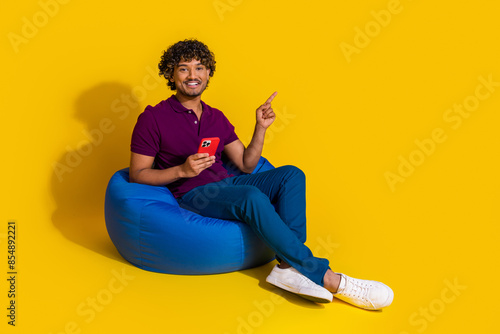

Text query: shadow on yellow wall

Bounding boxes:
[51,82,141,262]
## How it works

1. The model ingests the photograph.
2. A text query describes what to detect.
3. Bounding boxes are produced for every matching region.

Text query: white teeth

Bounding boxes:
[187,82,199,86]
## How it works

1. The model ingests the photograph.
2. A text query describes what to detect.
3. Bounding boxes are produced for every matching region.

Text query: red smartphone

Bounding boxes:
[197,137,220,156]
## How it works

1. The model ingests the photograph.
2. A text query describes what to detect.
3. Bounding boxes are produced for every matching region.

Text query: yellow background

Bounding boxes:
[1,0,499,333]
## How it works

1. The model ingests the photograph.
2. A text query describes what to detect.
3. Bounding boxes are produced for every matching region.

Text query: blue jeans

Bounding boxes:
[177,165,330,286]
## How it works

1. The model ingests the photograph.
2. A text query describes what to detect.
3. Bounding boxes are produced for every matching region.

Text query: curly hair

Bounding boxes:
[158,39,216,91]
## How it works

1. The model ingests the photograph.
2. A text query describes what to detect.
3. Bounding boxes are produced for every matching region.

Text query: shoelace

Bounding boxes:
[342,277,372,301]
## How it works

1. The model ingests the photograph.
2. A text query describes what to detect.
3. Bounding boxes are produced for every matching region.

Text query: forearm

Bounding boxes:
[242,125,266,172]
[129,165,184,186]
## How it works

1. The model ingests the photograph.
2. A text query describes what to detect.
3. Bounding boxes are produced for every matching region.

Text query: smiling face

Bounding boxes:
[170,58,211,99]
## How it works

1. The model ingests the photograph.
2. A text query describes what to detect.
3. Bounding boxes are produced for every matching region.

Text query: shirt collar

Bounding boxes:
[167,94,210,115]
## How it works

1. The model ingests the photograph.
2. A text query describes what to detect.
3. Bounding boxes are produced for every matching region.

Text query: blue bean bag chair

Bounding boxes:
[104,157,276,275]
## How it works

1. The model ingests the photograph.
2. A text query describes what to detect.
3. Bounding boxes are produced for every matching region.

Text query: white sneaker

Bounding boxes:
[334,273,394,310]
[266,265,333,303]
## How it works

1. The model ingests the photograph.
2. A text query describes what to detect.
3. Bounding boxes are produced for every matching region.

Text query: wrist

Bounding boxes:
[175,165,186,179]
[255,123,267,133]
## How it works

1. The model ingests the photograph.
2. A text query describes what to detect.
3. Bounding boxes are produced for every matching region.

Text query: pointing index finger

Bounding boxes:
[265,91,278,104]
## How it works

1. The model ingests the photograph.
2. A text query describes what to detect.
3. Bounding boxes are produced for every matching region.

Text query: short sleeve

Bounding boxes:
[130,108,160,157]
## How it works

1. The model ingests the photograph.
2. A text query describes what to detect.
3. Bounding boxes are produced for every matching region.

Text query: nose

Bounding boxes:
[187,68,197,80]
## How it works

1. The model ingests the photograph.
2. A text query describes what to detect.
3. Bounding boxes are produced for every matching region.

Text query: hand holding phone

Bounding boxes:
[197,137,220,157]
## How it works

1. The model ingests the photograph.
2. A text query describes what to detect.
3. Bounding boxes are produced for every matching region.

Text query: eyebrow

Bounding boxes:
[177,63,203,67]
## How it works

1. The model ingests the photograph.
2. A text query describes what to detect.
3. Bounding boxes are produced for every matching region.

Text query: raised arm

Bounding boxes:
[223,92,277,173]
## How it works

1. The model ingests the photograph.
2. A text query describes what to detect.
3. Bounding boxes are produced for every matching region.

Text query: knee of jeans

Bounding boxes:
[281,165,305,181]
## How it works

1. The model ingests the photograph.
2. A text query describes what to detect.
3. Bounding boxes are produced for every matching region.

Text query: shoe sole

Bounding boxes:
[266,275,333,303]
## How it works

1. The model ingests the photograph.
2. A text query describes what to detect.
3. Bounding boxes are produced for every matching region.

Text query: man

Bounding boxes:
[129,39,393,309]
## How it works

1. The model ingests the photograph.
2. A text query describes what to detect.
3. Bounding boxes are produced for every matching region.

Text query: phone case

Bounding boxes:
[197,137,220,156]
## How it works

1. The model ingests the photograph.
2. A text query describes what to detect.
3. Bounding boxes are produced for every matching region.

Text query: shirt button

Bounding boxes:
[188,111,191,113]
[194,121,198,124]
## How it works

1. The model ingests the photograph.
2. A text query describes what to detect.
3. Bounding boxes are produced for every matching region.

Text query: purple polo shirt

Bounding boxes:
[131,95,239,198]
